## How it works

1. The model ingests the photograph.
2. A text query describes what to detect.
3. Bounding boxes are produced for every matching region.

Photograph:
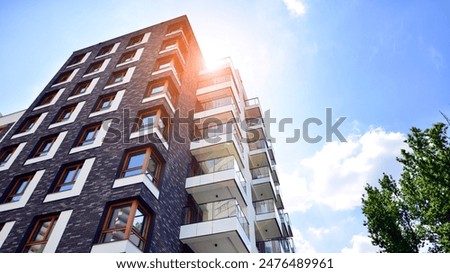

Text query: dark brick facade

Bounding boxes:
[0,16,203,253]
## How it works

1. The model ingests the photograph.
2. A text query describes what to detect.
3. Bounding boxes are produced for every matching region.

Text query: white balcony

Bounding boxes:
[190,126,244,168]
[186,157,247,206]
[180,199,250,253]
[248,138,271,169]
[254,199,282,241]
[245,97,263,120]
[251,166,276,201]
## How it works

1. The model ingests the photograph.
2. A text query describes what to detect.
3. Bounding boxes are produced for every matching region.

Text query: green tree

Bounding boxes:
[362,122,450,252]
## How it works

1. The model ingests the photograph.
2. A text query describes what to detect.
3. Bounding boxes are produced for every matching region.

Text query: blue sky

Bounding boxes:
[1,0,449,252]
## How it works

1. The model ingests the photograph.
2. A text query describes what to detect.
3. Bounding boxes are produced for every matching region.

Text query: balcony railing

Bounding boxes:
[192,156,247,193]
[248,139,266,151]
[257,240,283,253]
[250,166,271,180]
[198,75,233,89]
[183,199,250,238]
[254,199,276,215]
[245,97,260,107]
[193,123,244,154]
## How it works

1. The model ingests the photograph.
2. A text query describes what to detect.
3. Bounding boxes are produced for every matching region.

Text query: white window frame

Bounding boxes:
[126,32,151,49]
[43,158,96,202]
[51,68,80,88]
[83,58,111,78]
[67,52,91,68]
[113,174,159,199]
[11,112,48,139]
[96,42,120,59]
[69,119,112,154]
[151,63,181,86]
[0,221,15,248]
[117,48,144,67]
[104,67,136,90]
[41,210,73,253]
[67,78,99,100]
[0,142,27,172]
[24,131,68,165]
[48,101,85,129]
[0,110,25,144]
[89,90,125,118]
[0,170,45,212]
[33,88,65,111]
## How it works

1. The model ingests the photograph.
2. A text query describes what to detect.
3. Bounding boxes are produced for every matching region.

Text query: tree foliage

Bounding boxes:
[362,122,450,252]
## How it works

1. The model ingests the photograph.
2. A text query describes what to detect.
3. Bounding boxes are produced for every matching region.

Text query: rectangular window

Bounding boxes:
[107,70,127,85]
[54,71,73,85]
[120,147,161,184]
[71,80,91,96]
[119,50,137,64]
[98,44,114,56]
[54,104,76,123]
[127,34,144,47]
[85,61,103,75]
[37,91,58,107]
[22,214,59,253]
[0,146,16,167]
[17,116,39,133]
[99,200,150,251]
[77,123,101,146]
[137,112,156,131]
[53,163,83,192]
[3,174,33,203]
[95,94,116,111]
[67,54,84,66]
[33,135,57,158]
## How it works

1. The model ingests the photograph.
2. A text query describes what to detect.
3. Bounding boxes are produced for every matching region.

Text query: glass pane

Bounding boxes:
[64,168,79,183]
[127,153,145,169]
[108,205,131,228]
[140,115,155,129]
[15,179,29,195]
[33,220,52,241]
[123,169,142,177]
[103,230,125,242]
[58,184,73,192]
[25,243,46,253]
[146,156,158,179]
[133,208,146,234]
[128,233,143,249]
[151,85,165,95]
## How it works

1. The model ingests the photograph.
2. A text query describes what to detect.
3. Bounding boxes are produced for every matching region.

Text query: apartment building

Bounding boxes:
[0,15,294,253]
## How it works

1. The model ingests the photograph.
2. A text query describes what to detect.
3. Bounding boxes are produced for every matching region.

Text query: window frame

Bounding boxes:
[3,174,33,203]
[85,61,103,74]
[37,91,58,107]
[127,34,144,47]
[99,200,151,251]
[33,135,58,158]
[107,69,127,85]
[118,50,137,64]
[0,145,16,167]
[54,104,77,123]
[22,214,59,253]
[120,147,162,185]
[52,163,83,193]
[71,80,91,96]
[95,94,116,112]
[97,44,114,57]
[77,123,102,147]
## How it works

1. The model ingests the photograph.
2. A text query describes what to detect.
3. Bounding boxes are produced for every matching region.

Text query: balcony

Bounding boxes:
[257,238,295,253]
[179,199,251,253]
[251,166,276,201]
[275,185,284,210]
[280,211,294,238]
[186,156,247,207]
[253,199,282,241]
[197,74,241,108]
[248,137,270,169]
[190,124,244,168]
[194,96,241,125]
[129,121,169,150]
[245,97,263,120]
[267,139,276,168]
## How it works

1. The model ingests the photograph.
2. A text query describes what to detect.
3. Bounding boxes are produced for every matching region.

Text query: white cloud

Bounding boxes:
[280,127,406,212]
[283,0,306,17]
[292,227,316,253]
[341,234,380,253]
[308,226,338,239]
